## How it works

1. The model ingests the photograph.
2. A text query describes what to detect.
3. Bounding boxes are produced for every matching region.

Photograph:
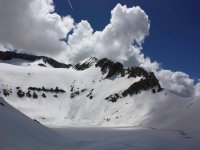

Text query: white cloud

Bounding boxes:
[0,1,151,67]
[194,81,200,97]
[67,4,150,65]
[156,70,195,97]
[0,0,74,57]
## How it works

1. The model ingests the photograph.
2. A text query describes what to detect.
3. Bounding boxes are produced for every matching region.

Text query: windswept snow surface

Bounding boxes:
[53,126,200,150]
[0,58,200,149]
[0,97,77,150]
[0,61,200,133]
[0,62,144,126]
[1,97,200,150]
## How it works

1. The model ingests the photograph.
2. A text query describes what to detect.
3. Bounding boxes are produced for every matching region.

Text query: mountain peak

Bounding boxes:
[74,57,98,70]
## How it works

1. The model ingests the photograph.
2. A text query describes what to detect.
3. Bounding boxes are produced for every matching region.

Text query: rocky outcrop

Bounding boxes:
[95,58,125,78]
[28,86,65,93]
[17,90,25,98]
[0,51,163,103]
[74,57,98,70]
[122,72,163,97]
[105,72,163,102]
[0,51,72,68]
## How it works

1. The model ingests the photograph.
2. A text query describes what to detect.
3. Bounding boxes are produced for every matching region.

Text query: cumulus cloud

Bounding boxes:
[0,0,74,56]
[156,70,195,97]
[0,1,151,68]
[194,81,200,97]
[67,4,150,65]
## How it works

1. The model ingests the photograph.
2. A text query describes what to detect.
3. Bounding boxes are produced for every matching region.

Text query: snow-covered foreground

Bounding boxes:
[0,97,77,150]
[53,126,200,150]
[2,96,200,150]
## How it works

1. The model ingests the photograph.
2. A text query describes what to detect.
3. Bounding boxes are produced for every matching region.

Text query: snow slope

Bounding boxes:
[0,51,200,150]
[53,126,200,150]
[0,61,144,126]
[1,96,200,150]
[0,52,199,134]
[0,97,78,150]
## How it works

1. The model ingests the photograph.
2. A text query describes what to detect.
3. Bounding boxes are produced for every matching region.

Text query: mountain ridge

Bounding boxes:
[0,50,162,102]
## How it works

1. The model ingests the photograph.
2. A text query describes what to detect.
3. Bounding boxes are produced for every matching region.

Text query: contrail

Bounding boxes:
[67,0,73,10]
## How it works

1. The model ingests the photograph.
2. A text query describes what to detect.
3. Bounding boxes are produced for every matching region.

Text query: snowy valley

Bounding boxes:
[0,50,200,150]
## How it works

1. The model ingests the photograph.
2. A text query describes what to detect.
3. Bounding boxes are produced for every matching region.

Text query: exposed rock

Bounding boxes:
[126,67,149,78]
[74,57,98,70]
[74,62,91,71]
[95,58,125,78]
[33,119,40,124]
[105,72,163,102]
[105,94,120,102]
[70,85,74,92]
[87,89,94,98]
[33,92,38,99]
[0,51,72,68]
[38,63,46,67]
[26,91,32,98]
[70,91,80,98]
[17,90,25,98]
[81,89,87,93]
[3,89,10,97]
[28,86,65,93]
[55,86,65,93]
[41,93,46,98]
[106,118,110,122]
[122,73,163,97]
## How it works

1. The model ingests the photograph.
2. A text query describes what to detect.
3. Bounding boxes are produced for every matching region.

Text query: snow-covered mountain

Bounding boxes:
[0,50,200,135]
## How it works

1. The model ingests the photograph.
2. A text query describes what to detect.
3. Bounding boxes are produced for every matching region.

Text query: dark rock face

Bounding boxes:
[105,94,120,102]
[28,86,65,93]
[70,91,80,98]
[26,91,32,98]
[41,93,46,98]
[95,58,125,78]
[81,89,87,93]
[122,73,163,97]
[55,87,65,93]
[1,86,65,99]
[0,51,72,68]
[127,67,149,78]
[33,92,38,99]
[95,58,157,79]
[17,90,25,98]
[38,63,46,67]
[33,119,40,124]
[86,89,94,99]
[95,58,163,103]
[74,57,98,71]
[105,72,163,102]
[3,89,10,97]
[74,63,91,71]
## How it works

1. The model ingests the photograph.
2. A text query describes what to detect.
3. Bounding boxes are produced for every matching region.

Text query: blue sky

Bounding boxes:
[53,0,200,80]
